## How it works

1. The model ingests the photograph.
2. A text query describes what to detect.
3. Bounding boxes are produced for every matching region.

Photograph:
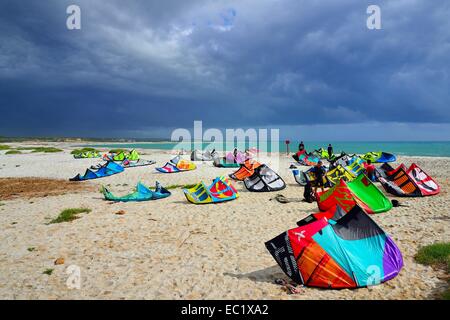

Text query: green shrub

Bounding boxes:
[71,147,99,155]
[48,208,91,224]
[16,146,63,153]
[0,144,10,150]
[5,150,22,155]
[43,269,54,275]
[165,184,197,190]
[442,288,450,300]
[109,149,128,154]
[31,147,63,153]
[415,242,450,300]
[415,242,450,272]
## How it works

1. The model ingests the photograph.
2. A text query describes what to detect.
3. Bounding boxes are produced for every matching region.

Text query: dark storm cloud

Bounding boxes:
[0,0,449,138]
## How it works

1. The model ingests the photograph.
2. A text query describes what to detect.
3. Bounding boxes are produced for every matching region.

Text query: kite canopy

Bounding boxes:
[112,149,140,162]
[244,165,286,192]
[213,157,241,168]
[229,160,262,181]
[345,157,366,176]
[156,156,196,173]
[183,176,239,204]
[213,151,249,168]
[362,151,396,163]
[313,148,336,161]
[215,160,241,168]
[317,174,392,214]
[112,151,126,161]
[102,181,171,202]
[331,153,356,167]
[293,170,310,186]
[73,151,101,159]
[265,205,403,289]
[378,163,440,197]
[326,165,355,186]
[191,150,215,161]
[329,155,366,180]
[407,163,440,196]
[226,151,249,164]
[70,161,124,181]
[293,151,320,166]
[128,149,140,161]
[121,159,156,168]
[293,167,329,187]
[314,148,330,159]
[91,159,156,170]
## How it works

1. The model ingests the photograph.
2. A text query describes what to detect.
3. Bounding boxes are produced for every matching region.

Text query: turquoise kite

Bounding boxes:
[102,182,171,202]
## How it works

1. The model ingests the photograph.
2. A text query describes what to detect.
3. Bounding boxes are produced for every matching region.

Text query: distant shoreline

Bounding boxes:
[2,140,450,157]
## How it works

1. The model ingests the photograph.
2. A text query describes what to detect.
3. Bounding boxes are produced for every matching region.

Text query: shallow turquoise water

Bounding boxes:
[86,141,450,157]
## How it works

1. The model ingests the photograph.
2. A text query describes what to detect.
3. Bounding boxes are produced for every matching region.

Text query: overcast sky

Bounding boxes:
[0,0,449,140]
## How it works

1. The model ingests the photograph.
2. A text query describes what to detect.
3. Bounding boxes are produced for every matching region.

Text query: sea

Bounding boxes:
[85,141,450,157]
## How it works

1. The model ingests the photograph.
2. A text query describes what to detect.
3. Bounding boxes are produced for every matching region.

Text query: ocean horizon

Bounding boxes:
[84,140,450,157]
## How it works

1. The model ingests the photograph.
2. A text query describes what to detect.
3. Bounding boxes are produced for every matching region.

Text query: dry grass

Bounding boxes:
[0,178,95,200]
[48,207,91,224]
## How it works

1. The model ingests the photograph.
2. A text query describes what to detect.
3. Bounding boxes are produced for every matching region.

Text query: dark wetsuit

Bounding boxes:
[303,181,316,203]
[299,143,305,151]
[312,165,326,187]
[328,146,333,159]
[364,163,376,181]
[233,149,238,163]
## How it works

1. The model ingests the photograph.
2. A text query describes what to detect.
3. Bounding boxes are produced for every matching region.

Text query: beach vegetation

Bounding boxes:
[0,144,11,150]
[5,150,22,155]
[415,242,450,271]
[43,268,54,275]
[16,146,63,153]
[109,148,128,154]
[48,208,91,224]
[27,247,36,252]
[415,242,450,300]
[31,147,63,153]
[166,183,197,190]
[71,147,100,155]
[442,288,450,300]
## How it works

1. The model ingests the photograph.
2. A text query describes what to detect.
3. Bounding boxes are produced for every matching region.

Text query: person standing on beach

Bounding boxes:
[299,141,305,152]
[364,159,376,181]
[327,144,333,159]
[293,141,306,162]
[303,180,316,203]
[312,161,326,193]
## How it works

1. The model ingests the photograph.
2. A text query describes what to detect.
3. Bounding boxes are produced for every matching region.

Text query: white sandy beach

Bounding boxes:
[0,142,449,300]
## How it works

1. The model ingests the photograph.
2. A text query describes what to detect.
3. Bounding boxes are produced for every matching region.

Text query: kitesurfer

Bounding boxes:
[364,159,376,181]
[298,141,305,152]
[312,161,326,193]
[327,144,333,159]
